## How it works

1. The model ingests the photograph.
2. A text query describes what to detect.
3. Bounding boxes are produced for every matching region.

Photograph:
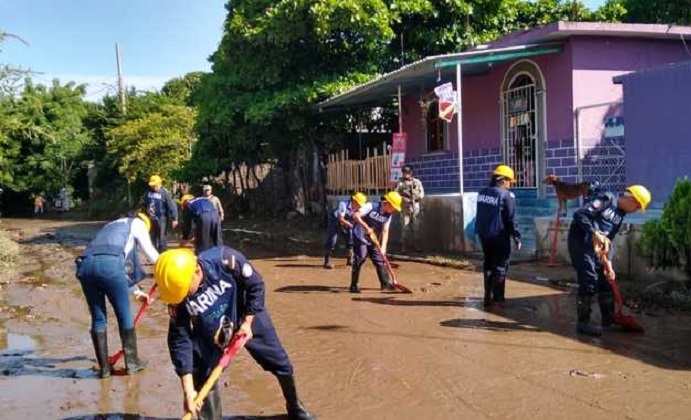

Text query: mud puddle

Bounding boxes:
[2,218,691,419]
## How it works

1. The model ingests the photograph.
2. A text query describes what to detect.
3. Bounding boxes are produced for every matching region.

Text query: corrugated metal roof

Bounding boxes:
[317,43,562,111]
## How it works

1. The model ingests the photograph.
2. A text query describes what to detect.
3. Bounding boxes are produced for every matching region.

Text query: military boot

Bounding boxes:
[599,291,615,327]
[90,330,112,379]
[483,270,494,306]
[375,265,395,291]
[576,295,602,336]
[277,375,317,420]
[323,252,334,270]
[120,328,149,374]
[349,270,360,294]
[197,386,222,420]
[345,248,354,266]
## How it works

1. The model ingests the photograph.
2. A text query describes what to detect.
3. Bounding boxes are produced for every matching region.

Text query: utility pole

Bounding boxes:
[116,43,132,206]
[115,43,126,115]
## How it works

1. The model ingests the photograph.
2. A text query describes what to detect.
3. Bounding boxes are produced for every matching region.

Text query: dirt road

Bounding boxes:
[2,218,691,419]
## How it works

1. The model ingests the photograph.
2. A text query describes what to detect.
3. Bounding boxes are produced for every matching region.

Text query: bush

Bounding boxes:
[0,229,20,272]
[638,178,691,281]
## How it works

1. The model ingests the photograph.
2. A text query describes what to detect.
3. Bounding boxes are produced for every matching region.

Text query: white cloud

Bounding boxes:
[33,73,174,102]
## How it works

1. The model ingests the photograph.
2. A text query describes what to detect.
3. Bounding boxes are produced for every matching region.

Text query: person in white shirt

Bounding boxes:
[75,212,159,378]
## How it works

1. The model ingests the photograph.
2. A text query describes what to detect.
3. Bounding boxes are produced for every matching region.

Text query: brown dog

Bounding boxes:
[544,174,591,215]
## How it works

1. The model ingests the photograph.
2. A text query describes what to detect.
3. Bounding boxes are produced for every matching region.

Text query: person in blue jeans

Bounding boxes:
[323,192,367,269]
[75,212,159,378]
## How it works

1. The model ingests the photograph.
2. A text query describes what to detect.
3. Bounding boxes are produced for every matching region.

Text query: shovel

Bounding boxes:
[107,284,158,365]
[182,332,250,420]
[368,232,413,294]
[595,238,644,333]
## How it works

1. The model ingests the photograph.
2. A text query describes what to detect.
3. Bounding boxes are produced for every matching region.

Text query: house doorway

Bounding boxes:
[501,60,546,191]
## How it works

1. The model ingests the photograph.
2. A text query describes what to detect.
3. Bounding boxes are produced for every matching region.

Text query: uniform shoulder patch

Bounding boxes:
[242,263,253,278]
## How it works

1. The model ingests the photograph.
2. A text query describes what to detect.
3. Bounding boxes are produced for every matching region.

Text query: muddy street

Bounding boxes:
[2,218,691,419]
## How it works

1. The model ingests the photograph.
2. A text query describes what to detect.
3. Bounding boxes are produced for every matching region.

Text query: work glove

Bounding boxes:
[592,230,609,252]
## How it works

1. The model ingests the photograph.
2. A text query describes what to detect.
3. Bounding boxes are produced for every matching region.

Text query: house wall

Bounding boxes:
[571,37,690,149]
[621,61,691,208]
[403,43,576,193]
[404,37,691,196]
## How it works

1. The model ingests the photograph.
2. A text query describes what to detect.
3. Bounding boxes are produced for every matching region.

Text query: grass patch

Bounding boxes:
[0,228,20,273]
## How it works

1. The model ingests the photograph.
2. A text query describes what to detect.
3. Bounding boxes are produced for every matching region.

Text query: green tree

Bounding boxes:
[161,71,205,106]
[106,104,196,187]
[1,79,91,195]
[620,0,691,25]
[638,178,691,281]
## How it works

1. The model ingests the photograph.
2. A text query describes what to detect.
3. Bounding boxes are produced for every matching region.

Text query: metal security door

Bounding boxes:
[576,102,626,193]
[502,75,538,188]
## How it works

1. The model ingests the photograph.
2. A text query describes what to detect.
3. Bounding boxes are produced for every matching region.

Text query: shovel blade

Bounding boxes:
[614,313,645,333]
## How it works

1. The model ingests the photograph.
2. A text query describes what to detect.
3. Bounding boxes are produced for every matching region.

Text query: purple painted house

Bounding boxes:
[615,60,691,208]
[319,22,691,253]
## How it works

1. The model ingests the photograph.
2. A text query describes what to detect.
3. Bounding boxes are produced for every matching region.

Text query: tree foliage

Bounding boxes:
[619,0,691,25]
[106,104,196,184]
[638,178,691,281]
[0,79,91,194]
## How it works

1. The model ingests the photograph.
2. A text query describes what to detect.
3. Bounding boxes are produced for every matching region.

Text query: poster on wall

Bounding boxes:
[390,132,407,182]
[434,82,457,123]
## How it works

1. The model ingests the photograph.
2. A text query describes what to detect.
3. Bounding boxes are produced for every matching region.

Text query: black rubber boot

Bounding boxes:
[90,330,112,379]
[277,375,317,420]
[197,386,222,420]
[120,328,149,374]
[345,248,353,266]
[577,295,602,336]
[493,276,506,303]
[375,265,395,291]
[323,252,334,269]
[349,270,360,293]
[483,270,494,306]
[599,292,615,327]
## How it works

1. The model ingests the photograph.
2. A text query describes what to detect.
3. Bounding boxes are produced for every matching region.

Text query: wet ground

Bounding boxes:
[2,218,691,419]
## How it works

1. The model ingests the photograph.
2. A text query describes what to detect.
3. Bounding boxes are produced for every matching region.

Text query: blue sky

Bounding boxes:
[0,0,227,100]
[1,0,606,101]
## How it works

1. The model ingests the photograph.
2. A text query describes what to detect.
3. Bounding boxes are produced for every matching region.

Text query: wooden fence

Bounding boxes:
[326,142,392,196]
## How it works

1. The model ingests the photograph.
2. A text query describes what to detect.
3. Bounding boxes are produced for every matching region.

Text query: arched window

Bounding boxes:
[426,101,446,152]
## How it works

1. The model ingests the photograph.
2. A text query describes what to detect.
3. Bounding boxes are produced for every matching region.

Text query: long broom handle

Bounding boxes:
[368,232,397,282]
[181,333,249,420]
[108,284,157,365]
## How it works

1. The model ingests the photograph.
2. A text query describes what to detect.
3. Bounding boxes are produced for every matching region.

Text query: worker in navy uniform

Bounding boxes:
[142,174,178,252]
[323,192,367,269]
[567,184,651,336]
[180,194,223,255]
[475,165,522,307]
[155,247,316,420]
[75,212,157,378]
[349,191,403,294]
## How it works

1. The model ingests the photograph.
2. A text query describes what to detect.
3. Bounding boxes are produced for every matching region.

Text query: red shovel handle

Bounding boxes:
[182,333,249,420]
[107,284,157,365]
[368,233,412,293]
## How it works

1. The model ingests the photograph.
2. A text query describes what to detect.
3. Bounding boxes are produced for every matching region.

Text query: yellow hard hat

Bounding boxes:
[493,165,516,182]
[154,249,197,304]
[148,175,162,187]
[351,192,367,206]
[136,212,151,232]
[626,185,651,211]
[181,194,195,208]
[384,191,403,212]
